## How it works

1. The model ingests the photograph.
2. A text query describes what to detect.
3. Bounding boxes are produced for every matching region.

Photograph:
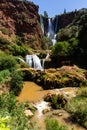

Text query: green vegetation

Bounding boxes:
[65,87,87,128]
[0,93,37,130]
[52,8,87,69]
[0,28,11,35]
[7,44,28,57]
[48,94,67,109]
[10,71,23,96]
[45,117,68,130]
[20,66,87,89]
[41,36,52,49]
[44,94,67,109]
[51,41,70,57]
[0,55,17,72]
[0,70,10,84]
[0,37,10,50]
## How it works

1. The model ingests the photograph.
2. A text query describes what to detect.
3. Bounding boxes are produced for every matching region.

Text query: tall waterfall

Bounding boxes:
[40,15,44,34]
[47,18,56,45]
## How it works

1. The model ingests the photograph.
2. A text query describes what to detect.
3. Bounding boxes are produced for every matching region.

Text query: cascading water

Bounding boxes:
[40,15,44,34]
[26,54,43,70]
[26,54,50,70]
[47,18,56,45]
[47,18,54,39]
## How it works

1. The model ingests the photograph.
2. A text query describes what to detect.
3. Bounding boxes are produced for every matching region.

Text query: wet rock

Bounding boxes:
[42,108,50,114]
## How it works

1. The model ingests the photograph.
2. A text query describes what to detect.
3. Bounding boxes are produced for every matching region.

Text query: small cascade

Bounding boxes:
[41,59,45,69]
[26,54,50,70]
[18,57,25,63]
[47,18,56,45]
[35,100,51,117]
[40,15,44,34]
[26,54,43,70]
[41,54,50,69]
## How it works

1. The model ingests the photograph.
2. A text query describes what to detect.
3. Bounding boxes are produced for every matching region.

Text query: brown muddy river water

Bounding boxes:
[17,81,49,102]
[17,81,86,130]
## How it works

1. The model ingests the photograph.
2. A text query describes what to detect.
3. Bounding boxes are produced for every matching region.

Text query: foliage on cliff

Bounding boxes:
[0,0,45,50]
[19,65,87,89]
[52,8,87,69]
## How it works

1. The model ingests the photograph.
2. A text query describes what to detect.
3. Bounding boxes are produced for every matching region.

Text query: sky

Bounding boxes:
[30,0,87,17]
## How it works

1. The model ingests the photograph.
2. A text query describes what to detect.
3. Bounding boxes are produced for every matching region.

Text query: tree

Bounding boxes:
[44,11,48,18]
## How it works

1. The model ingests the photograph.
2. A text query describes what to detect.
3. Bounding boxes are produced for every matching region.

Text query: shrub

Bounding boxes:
[0,28,11,35]
[77,87,87,97]
[0,93,17,113]
[0,69,11,84]
[10,71,23,96]
[45,117,68,130]
[41,36,52,49]
[56,28,70,42]
[0,93,30,130]
[0,116,11,130]
[72,104,87,128]
[7,44,28,57]
[51,94,67,109]
[11,35,22,45]
[51,41,70,58]
[0,37,10,45]
[0,37,10,50]
[0,55,17,72]
[65,94,87,128]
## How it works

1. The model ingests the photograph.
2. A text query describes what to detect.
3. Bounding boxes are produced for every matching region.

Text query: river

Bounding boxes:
[17,81,86,130]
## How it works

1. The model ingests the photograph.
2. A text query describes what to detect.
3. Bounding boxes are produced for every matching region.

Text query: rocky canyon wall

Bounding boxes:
[0,0,43,49]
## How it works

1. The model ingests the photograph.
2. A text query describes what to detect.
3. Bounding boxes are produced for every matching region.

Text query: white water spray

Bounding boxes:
[47,18,56,45]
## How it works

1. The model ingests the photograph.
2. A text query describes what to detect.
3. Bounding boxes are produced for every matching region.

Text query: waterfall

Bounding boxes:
[26,54,43,70]
[40,15,44,34]
[26,54,50,70]
[47,18,56,45]
[41,54,50,69]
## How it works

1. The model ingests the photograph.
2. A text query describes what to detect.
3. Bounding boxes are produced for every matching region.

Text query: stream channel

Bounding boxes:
[17,81,86,130]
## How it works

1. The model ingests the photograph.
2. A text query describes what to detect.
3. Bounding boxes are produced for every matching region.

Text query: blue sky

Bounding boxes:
[30,0,87,17]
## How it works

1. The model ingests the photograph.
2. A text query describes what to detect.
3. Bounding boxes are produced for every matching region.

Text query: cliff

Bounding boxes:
[54,11,76,32]
[0,0,44,49]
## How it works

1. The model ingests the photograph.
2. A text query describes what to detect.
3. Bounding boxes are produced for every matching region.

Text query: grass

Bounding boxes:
[65,87,87,128]
[45,116,68,130]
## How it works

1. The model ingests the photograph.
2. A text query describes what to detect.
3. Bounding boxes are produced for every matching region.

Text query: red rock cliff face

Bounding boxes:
[0,0,43,49]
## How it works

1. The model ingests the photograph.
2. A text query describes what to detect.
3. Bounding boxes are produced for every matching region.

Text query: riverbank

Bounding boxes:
[17,81,86,130]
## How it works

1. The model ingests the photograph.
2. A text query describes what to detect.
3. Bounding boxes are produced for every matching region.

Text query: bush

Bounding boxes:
[0,28,11,35]
[51,41,70,58]
[0,93,17,113]
[72,104,87,128]
[45,117,68,130]
[0,37,10,45]
[0,70,11,84]
[0,93,30,130]
[65,93,87,128]
[0,55,17,72]
[51,94,67,109]
[10,71,23,96]
[56,28,70,42]
[41,36,52,49]
[0,37,10,50]
[77,87,87,97]
[7,44,28,57]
